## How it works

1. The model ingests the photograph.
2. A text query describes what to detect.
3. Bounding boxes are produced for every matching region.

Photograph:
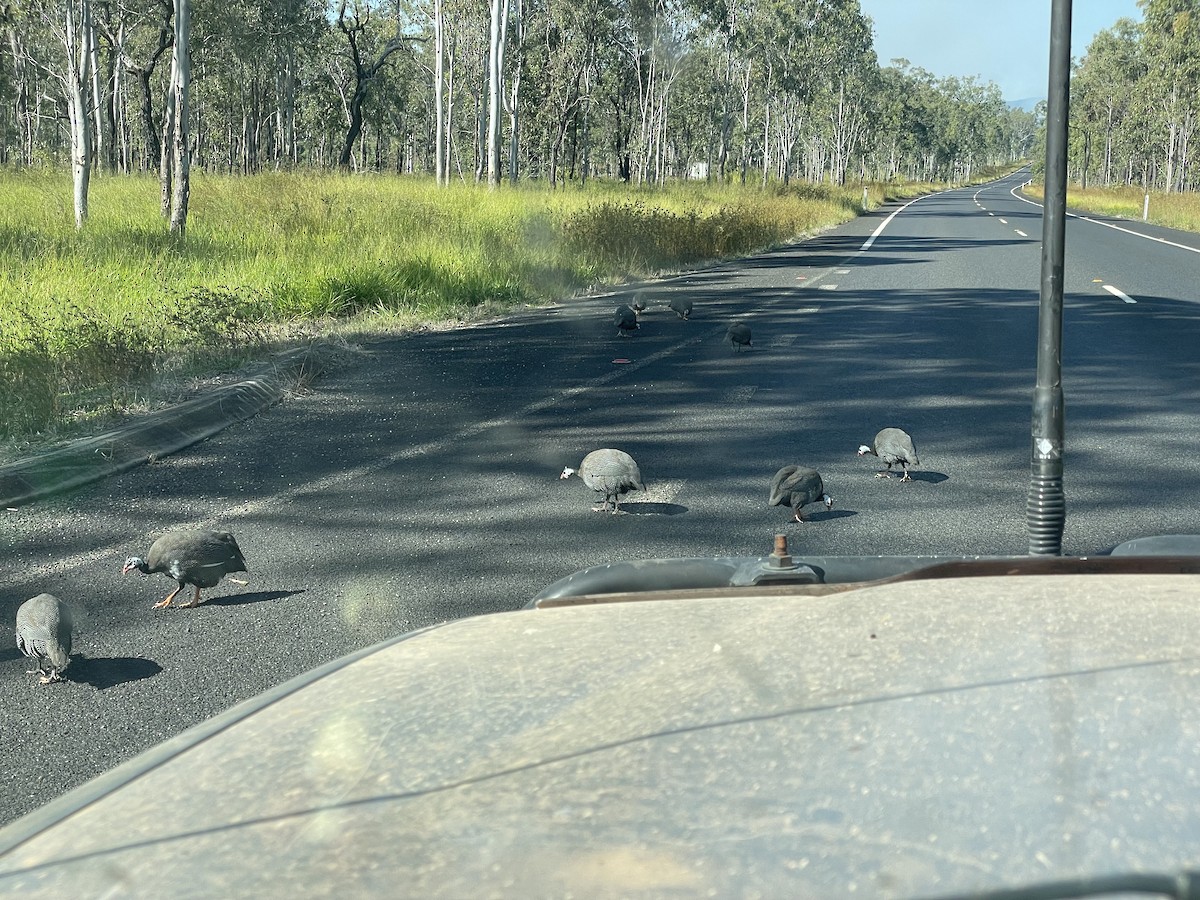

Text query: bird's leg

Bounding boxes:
[177,586,204,608]
[792,509,806,523]
[899,468,913,483]
[153,586,183,609]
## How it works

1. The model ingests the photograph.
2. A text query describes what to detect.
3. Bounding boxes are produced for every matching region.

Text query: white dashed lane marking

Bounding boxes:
[1103,284,1137,304]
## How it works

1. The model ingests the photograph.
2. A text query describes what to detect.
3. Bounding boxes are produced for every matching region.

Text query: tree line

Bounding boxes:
[0,0,1037,226]
[1070,0,1198,192]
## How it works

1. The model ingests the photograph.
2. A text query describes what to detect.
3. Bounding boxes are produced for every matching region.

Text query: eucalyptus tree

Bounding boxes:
[331,0,416,170]
[1070,19,1144,186]
[810,0,871,184]
[1,0,38,165]
[94,0,171,172]
[168,0,188,234]
[33,0,96,227]
[1139,0,1200,191]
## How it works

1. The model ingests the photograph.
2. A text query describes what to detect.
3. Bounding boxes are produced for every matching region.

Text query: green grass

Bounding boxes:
[0,167,1018,448]
[1023,182,1200,232]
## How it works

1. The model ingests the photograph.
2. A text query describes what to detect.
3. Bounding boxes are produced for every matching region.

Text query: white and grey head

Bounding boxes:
[857,445,873,457]
[822,494,834,510]
[122,556,148,575]
[559,467,577,480]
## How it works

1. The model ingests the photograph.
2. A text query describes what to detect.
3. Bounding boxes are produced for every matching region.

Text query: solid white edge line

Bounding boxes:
[1010,184,1200,255]
[861,193,928,251]
[1015,229,1027,236]
[1103,284,1137,304]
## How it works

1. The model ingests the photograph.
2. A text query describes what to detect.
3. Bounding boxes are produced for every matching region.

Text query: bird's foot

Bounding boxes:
[899,473,913,483]
[178,588,204,608]
[875,471,892,479]
[152,597,174,609]
[38,672,62,685]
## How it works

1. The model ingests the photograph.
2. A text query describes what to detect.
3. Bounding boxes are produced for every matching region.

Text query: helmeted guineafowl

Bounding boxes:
[727,322,752,351]
[16,593,73,684]
[560,449,646,514]
[769,466,833,523]
[615,305,639,337]
[123,529,248,609]
[858,428,920,482]
[668,298,692,320]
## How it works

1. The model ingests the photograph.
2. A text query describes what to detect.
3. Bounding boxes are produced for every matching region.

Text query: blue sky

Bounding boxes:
[859,0,1145,102]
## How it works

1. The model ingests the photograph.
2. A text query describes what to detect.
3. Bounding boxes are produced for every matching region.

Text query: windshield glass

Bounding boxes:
[4,0,1200,896]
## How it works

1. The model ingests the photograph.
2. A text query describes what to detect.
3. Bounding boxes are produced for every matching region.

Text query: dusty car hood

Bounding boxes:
[3,573,1200,898]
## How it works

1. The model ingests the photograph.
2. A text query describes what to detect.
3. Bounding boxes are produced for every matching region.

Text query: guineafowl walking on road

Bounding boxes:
[727,322,752,351]
[668,297,692,320]
[615,304,639,337]
[123,528,248,608]
[858,428,920,482]
[769,466,833,523]
[16,593,73,684]
[561,449,646,514]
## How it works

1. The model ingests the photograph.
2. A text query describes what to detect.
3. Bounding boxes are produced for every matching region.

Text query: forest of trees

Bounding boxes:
[0,0,1037,206]
[1070,0,1200,192]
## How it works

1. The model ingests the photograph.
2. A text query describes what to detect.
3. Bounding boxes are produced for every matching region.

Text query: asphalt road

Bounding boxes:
[3,169,1200,828]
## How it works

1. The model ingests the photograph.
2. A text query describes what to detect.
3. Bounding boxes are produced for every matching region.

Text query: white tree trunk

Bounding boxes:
[160,45,176,217]
[486,0,504,187]
[504,0,522,184]
[169,0,190,235]
[433,0,445,186]
[63,0,94,229]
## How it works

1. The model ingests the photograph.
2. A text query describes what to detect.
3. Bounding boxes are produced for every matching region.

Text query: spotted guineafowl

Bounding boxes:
[668,298,692,320]
[769,466,833,523]
[124,529,248,608]
[858,428,920,482]
[16,593,73,684]
[560,449,646,514]
[727,322,752,351]
[615,305,639,337]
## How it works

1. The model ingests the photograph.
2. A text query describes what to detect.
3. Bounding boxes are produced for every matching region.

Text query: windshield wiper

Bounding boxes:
[917,870,1200,900]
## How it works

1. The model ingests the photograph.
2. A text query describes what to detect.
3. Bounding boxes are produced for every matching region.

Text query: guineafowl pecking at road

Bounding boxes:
[615,304,639,337]
[16,593,73,684]
[560,449,646,514]
[858,427,920,482]
[631,296,647,316]
[123,528,248,609]
[668,297,692,320]
[727,322,752,351]
[769,466,833,523]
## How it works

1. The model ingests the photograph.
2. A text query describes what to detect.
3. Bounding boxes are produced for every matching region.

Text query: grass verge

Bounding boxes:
[1022,182,1200,233]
